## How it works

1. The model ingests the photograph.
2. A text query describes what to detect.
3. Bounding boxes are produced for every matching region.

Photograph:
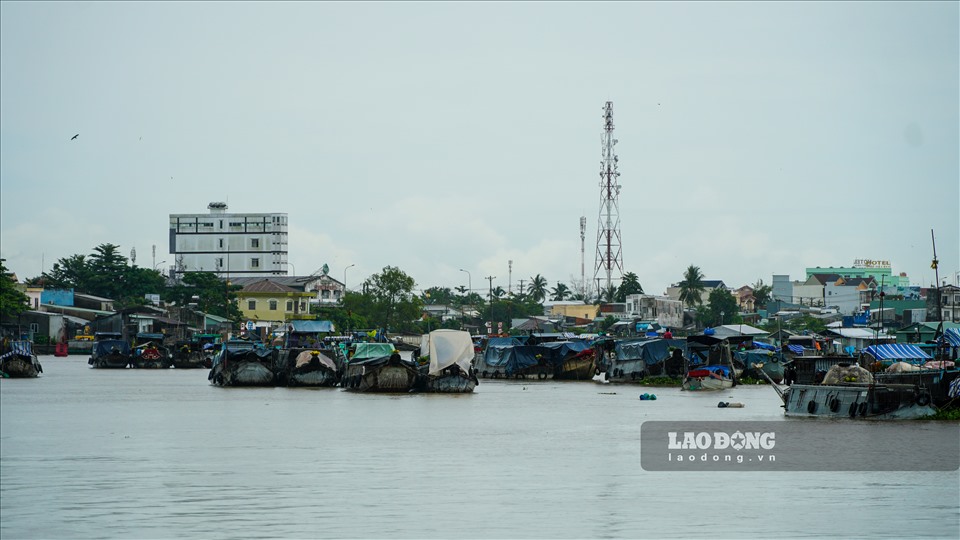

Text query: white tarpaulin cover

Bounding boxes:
[295,350,337,371]
[423,329,475,376]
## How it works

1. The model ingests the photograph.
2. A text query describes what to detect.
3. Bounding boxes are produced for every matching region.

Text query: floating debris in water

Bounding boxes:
[639,393,657,401]
[718,402,744,408]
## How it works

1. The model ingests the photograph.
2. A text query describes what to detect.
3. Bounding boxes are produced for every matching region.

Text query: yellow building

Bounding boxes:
[548,302,600,321]
[236,279,313,326]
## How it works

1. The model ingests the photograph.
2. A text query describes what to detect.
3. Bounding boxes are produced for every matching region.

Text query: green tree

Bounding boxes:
[598,315,619,333]
[550,282,570,301]
[423,286,455,305]
[41,254,91,290]
[86,243,130,300]
[527,274,548,303]
[705,288,739,327]
[752,279,773,310]
[491,286,506,299]
[616,272,644,302]
[166,272,243,322]
[600,284,618,303]
[361,266,420,333]
[0,259,29,320]
[678,265,706,308]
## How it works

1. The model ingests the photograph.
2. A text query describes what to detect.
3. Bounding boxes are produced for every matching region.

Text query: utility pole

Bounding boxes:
[519,279,526,298]
[485,275,496,303]
[508,260,513,295]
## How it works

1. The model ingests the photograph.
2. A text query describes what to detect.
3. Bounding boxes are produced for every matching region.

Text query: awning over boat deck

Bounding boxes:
[863,343,932,361]
[943,328,960,347]
[787,345,804,354]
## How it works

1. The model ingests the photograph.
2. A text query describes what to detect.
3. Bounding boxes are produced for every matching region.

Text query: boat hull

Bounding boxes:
[682,376,734,391]
[555,356,596,381]
[424,373,477,393]
[287,368,339,387]
[342,364,419,392]
[1,356,42,378]
[89,354,131,369]
[784,383,936,419]
[209,361,275,387]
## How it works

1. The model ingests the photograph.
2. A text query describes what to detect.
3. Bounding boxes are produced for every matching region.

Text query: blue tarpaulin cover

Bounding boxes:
[615,338,683,367]
[752,341,778,352]
[93,340,131,356]
[483,344,547,375]
[288,320,335,333]
[863,343,932,362]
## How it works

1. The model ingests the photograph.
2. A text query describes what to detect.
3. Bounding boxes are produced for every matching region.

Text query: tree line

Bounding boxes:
[5,244,779,335]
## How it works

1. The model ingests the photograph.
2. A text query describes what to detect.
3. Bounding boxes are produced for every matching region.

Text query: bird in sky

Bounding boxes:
[70,134,79,140]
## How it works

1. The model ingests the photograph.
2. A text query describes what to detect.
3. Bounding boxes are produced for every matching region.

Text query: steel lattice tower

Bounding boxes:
[594,101,623,295]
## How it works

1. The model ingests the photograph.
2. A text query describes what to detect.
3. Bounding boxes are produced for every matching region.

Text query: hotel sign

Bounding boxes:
[853,259,890,269]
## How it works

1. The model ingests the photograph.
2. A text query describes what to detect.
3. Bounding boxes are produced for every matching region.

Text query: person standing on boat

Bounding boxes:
[663,328,673,339]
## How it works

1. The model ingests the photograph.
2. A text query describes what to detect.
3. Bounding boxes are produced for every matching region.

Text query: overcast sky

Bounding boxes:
[2,2,957,297]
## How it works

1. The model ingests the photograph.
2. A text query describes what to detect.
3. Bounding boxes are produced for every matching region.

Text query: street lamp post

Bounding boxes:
[460,269,472,331]
[343,264,356,299]
[459,269,472,295]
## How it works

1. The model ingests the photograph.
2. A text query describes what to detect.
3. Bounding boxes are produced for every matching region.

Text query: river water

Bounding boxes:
[1,355,958,539]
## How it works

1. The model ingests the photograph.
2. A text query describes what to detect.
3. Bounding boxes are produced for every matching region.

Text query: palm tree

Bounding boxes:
[527,274,548,303]
[601,284,618,303]
[616,272,644,302]
[491,286,506,299]
[550,282,570,301]
[678,265,706,308]
[752,279,772,310]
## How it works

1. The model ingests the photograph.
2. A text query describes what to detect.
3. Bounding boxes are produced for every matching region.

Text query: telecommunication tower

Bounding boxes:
[594,101,624,294]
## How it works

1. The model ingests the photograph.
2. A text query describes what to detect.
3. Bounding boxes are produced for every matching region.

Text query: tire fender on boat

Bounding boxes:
[848,402,858,418]
[807,400,817,414]
[858,402,868,416]
[915,393,931,407]
[829,397,840,413]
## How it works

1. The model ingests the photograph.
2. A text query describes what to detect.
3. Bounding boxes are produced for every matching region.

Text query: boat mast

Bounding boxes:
[931,229,944,354]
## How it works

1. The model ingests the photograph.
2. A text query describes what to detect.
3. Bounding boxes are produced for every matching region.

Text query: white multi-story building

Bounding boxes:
[169,202,289,278]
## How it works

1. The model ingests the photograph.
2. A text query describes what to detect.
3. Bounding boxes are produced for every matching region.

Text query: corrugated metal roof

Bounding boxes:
[241,279,299,293]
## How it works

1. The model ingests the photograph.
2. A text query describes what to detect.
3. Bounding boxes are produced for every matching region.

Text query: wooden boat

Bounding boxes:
[415,329,478,393]
[208,339,277,387]
[475,337,555,380]
[283,349,342,387]
[341,342,419,392]
[681,334,740,391]
[88,332,133,368]
[597,337,686,382]
[778,362,936,419]
[276,320,341,386]
[131,333,171,368]
[0,340,43,378]
[171,335,218,369]
[540,340,594,380]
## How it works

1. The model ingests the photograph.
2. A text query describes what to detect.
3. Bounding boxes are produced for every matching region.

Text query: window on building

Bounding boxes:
[299,302,306,312]
[321,290,330,299]
[251,258,260,268]
[216,257,224,269]
[286,300,293,312]
[30,323,39,333]
[269,300,278,311]
[248,300,256,310]
[252,238,260,248]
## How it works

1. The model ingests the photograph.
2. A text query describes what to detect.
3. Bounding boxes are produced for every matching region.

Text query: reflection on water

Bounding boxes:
[2,357,958,539]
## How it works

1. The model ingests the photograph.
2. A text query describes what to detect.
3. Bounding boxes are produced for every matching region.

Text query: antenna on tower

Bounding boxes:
[580,216,587,296]
[594,101,624,297]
